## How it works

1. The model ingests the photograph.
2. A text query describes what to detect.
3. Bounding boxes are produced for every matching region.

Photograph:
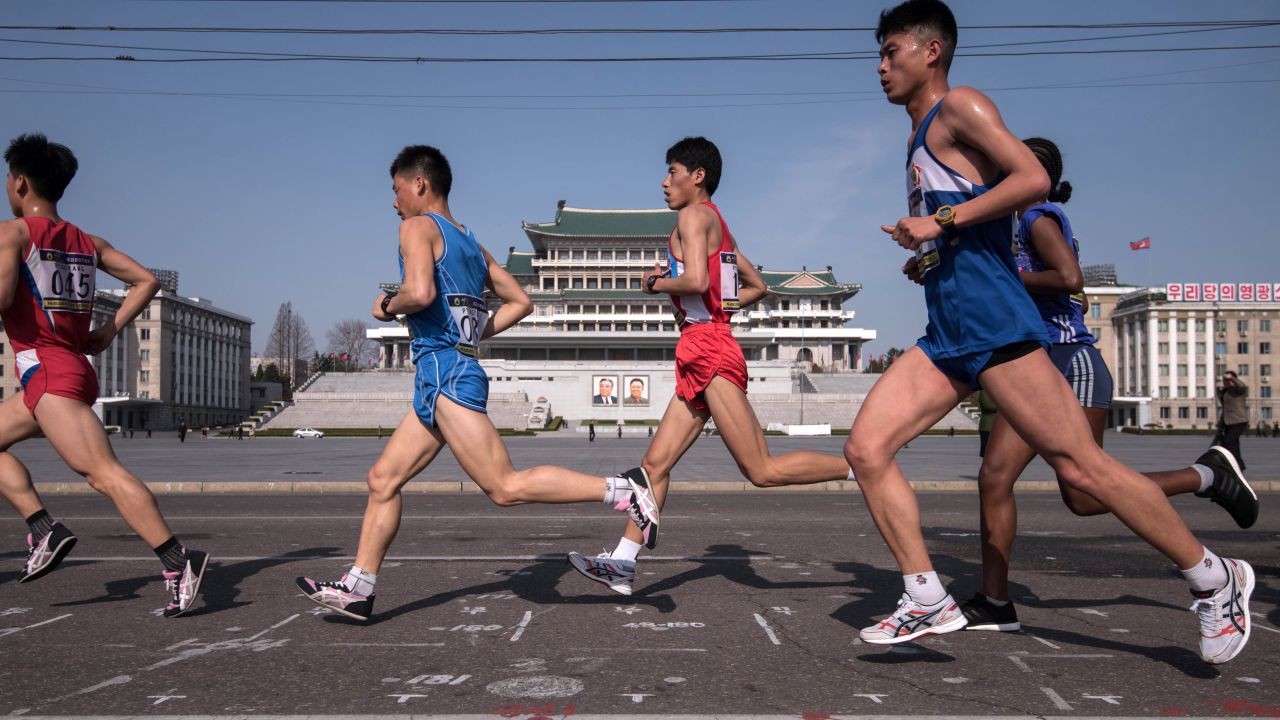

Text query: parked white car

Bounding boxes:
[292,428,325,439]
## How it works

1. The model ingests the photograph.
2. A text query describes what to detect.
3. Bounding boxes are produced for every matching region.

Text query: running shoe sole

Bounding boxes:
[165,551,210,619]
[860,610,968,645]
[19,533,77,584]
[964,620,1021,632]
[295,577,373,622]
[566,552,634,596]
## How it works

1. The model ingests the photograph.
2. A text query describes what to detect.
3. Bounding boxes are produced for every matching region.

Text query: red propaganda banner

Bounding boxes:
[1240,284,1255,302]
[1220,283,1237,302]
[1185,283,1201,301]
[1202,283,1218,302]
[1166,283,1183,301]
[1130,237,1151,251]
[1261,284,1275,302]
[1275,283,1280,300]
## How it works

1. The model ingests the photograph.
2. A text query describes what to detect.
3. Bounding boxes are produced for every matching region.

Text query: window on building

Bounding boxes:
[1197,407,1208,419]
[1261,319,1272,332]
[1197,386,1207,398]
[1158,319,1168,332]
[1263,407,1273,420]
[1091,305,1101,318]
[587,250,598,261]
[1177,342,1187,354]
[140,349,150,362]
[1158,342,1169,354]
[586,278,598,289]
[571,250,584,261]
[1159,386,1169,398]
[1091,327,1102,339]
[140,328,150,340]
[1262,342,1272,354]
[1159,363,1169,377]
[139,370,150,382]
[572,278,583,289]
[1178,407,1189,419]
[643,249,655,261]
[1196,342,1205,354]
[1238,342,1249,354]
[0,342,4,354]
[781,301,790,311]
[542,278,553,290]
[1238,319,1249,333]
[1262,364,1272,376]
[1216,363,1228,376]
[1178,363,1187,376]
[1160,407,1170,419]
[1196,363,1206,376]
[142,307,151,320]
[1262,387,1272,399]
[630,277,642,290]
[1177,319,1187,332]
[1195,319,1206,331]
[601,278,612,289]
[1178,386,1188,398]
[1215,342,1227,355]
[1238,364,1249,376]
[1216,320,1227,332]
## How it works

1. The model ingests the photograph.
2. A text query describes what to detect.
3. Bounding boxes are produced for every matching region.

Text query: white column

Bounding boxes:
[1205,311,1216,399]
[1146,313,1158,398]
[1187,311,1197,400]
[1169,310,1179,398]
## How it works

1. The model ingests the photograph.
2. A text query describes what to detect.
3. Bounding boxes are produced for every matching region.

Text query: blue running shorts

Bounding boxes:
[413,348,489,427]
[1048,343,1113,410]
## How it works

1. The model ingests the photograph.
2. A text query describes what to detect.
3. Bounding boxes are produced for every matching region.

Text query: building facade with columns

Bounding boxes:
[369,203,875,373]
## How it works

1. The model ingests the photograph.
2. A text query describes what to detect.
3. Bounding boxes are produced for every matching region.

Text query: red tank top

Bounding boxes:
[2,217,98,354]
[666,202,740,327]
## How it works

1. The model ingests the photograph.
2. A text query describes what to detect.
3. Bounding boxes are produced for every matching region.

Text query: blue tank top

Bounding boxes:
[906,97,1047,357]
[1014,203,1095,346]
[399,213,490,359]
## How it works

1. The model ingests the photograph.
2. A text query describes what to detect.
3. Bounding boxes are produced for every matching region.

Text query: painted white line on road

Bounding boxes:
[753,613,781,645]
[45,675,131,703]
[333,642,446,648]
[1254,622,1280,635]
[578,647,708,652]
[0,613,72,638]
[1039,686,1073,711]
[1025,633,1060,649]
[510,610,533,642]
[1007,655,1031,673]
[40,554,775,562]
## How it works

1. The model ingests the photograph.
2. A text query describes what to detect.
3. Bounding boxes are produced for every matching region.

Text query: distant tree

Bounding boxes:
[327,318,375,371]
[867,347,906,373]
[263,301,314,387]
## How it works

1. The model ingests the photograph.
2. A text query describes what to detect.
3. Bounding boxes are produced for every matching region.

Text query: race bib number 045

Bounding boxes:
[447,293,488,358]
[31,249,95,313]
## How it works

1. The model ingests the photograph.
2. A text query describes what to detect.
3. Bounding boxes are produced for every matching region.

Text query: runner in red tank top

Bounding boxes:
[567,137,855,596]
[0,134,210,617]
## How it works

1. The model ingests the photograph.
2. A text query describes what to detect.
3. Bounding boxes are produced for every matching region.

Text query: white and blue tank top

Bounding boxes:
[400,213,490,359]
[1014,203,1095,346]
[906,96,1048,357]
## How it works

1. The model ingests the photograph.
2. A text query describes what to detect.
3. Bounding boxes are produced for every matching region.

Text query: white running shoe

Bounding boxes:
[567,551,635,596]
[1190,557,1254,664]
[859,593,967,644]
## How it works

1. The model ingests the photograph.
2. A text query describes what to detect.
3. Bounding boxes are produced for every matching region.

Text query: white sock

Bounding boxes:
[611,537,643,563]
[343,565,377,596]
[846,468,856,482]
[1191,463,1215,493]
[982,594,1011,607]
[602,476,630,506]
[1180,547,1229,594]
[903,571,947,606]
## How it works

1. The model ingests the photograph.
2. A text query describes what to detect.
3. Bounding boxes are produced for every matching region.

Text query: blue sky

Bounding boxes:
[1,0,1276,356]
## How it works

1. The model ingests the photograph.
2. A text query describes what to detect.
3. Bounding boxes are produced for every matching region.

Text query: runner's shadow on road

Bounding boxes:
[51,561,153,606]
[199,546,345,616]
[634,544,851,597]
[339,559,678,626]
[1017,625,1217,679]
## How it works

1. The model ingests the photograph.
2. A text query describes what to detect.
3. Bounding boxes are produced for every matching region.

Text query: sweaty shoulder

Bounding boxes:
[936,86,1002,130]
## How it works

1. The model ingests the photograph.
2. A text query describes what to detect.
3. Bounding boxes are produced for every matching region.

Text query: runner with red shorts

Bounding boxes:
[567,137,854,596]
[0,133,209,617]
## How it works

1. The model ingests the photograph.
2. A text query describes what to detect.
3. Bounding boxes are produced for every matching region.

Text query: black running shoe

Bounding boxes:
[960,593,1021,632]
[20,522,78,584]
[296,576,375,622]
[1195,446,1258,529]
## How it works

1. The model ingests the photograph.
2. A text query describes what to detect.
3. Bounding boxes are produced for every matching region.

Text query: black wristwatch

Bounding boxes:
[380,294,395,316]
[645,274,661,294]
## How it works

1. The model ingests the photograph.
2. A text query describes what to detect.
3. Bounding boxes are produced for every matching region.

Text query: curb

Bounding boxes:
[30,479,1280,495]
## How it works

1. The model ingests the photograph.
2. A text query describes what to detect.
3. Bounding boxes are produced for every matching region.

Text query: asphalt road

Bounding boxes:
[10,432,1280,487]
[1,492,1276,719]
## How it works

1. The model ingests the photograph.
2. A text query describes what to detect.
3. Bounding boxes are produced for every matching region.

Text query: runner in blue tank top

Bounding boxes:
[295,145,660,623]
[846,0,1253,665]
[965,137,1257,633]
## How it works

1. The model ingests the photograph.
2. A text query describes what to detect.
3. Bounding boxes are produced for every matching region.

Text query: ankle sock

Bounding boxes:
[603,475,630,506]
[342,566,377,596]
[611,537,642,563]
[1181,546,1229,594]
[153,536,188,574]
[1191,463,1215,493]
[903,571,947,606]
[25,509,55,539]
[982,594,1011,607]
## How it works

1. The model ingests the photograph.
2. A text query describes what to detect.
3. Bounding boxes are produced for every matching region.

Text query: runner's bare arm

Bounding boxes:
[649,205,711,296]
[89,235,160,352]
[881,87,1049,250]
[480,246,533,339]
[0,220,27,312]
[733,245,768,309]
[379,216,439,320]
[1019,216,1083,296]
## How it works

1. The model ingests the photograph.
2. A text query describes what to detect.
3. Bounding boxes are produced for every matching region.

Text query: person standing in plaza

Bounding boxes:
[846,0,1252,663]
[295,145,660,622]
[1214,371,1248,470]
[566,137,853,597]
[0,133,209,617]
